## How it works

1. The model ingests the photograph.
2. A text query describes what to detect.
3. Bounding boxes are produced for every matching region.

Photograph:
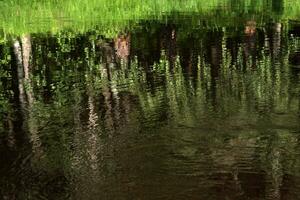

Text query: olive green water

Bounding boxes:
[1,3,300,200]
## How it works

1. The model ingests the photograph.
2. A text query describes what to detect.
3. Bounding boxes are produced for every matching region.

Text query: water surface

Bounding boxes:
[0,4,300,200]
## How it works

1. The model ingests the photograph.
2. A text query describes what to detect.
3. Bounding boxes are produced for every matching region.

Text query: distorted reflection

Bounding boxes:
[0,12,300,200]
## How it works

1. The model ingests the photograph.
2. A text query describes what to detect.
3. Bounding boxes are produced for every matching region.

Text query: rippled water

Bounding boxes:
[1,9,300,200]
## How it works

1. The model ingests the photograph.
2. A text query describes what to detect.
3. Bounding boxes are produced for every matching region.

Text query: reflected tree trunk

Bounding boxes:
[13,35,42,158]
[6,113,16,148]
[209,32,222,110]
[13,39,26,109]
[265,149,283,200]
[272,23,282,59]
[71,82,104,199]
[244,20,257,69]
[160,27,177,70]
[87,89,100,172]
[71,87,83,181]
[21,35,31,84]
[115,34,130,64]
[103,81,114,133]
[10,39,25,149]
[101,60,115,132]
[21,35,41,157]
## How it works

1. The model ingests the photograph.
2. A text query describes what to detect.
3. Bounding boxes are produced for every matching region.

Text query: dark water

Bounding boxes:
[1,11,300,200]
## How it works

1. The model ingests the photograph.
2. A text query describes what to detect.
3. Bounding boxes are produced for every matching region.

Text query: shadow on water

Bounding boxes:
[0,9,300,200]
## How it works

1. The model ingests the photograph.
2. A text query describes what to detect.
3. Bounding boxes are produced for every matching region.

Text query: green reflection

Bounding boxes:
[0,0,300,37]
[0,3,300,200]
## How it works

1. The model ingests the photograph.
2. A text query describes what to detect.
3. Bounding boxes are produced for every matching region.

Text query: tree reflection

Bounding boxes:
[0,15,300,199]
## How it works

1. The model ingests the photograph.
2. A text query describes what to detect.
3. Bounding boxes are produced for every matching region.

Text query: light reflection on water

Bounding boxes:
[0,13,300,200]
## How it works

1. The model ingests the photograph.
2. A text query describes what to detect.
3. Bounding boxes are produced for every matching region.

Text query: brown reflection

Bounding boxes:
[206,31,223,110]
[244,20,257,69]
[245,20,256,36]
[115,34,131,62]
[160,26,177,70]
